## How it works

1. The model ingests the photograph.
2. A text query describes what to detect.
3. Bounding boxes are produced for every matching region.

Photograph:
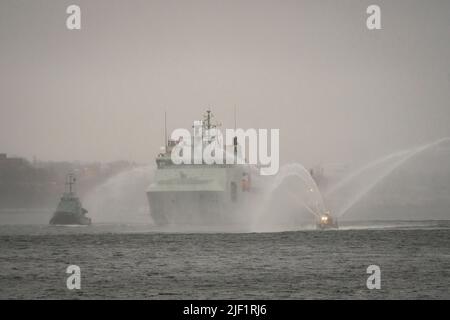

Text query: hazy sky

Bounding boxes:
[1,0,449,167]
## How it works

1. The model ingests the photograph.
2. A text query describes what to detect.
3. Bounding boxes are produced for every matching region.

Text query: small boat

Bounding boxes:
[49,174,91,226]
[316,212,338,230]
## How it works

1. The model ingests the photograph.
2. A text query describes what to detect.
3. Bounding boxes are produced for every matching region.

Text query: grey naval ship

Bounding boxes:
[49,173,91,226]
[147,110,257,227]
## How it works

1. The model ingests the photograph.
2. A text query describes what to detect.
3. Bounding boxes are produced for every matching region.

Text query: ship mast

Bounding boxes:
[205,109,212,130]
[202,109,219,142]
[164,111,167,148]
[203,109,219,130]
[65,173,76,194]
[234,105,237,130]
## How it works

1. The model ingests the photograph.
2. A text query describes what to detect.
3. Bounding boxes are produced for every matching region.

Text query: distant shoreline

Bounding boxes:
[0,208,52,214]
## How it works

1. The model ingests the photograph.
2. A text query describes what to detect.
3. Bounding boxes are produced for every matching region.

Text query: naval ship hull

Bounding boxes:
[147,190,246,226]
[147,165,255,227]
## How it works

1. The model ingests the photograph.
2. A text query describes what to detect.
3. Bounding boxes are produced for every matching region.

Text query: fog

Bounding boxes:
[1,1,450,225]
[1,0,449,168]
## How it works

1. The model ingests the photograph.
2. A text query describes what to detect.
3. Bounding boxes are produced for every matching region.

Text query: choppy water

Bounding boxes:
[0,220,449,299]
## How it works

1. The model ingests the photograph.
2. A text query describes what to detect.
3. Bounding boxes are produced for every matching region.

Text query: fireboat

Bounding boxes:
[316,212,338,230]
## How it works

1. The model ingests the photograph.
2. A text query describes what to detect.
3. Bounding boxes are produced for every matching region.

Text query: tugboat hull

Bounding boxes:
[316,221,338,230]
[50,211,91,226]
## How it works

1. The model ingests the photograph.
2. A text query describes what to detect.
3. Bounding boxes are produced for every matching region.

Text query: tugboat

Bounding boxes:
[316,211,338,230]
[49,174,91,226]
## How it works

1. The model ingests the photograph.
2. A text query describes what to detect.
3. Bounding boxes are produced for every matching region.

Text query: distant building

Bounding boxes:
[0,153,135,209]
[0,153,27,168]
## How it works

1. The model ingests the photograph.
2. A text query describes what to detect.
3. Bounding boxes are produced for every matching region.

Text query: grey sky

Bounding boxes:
[0,0,449,166]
